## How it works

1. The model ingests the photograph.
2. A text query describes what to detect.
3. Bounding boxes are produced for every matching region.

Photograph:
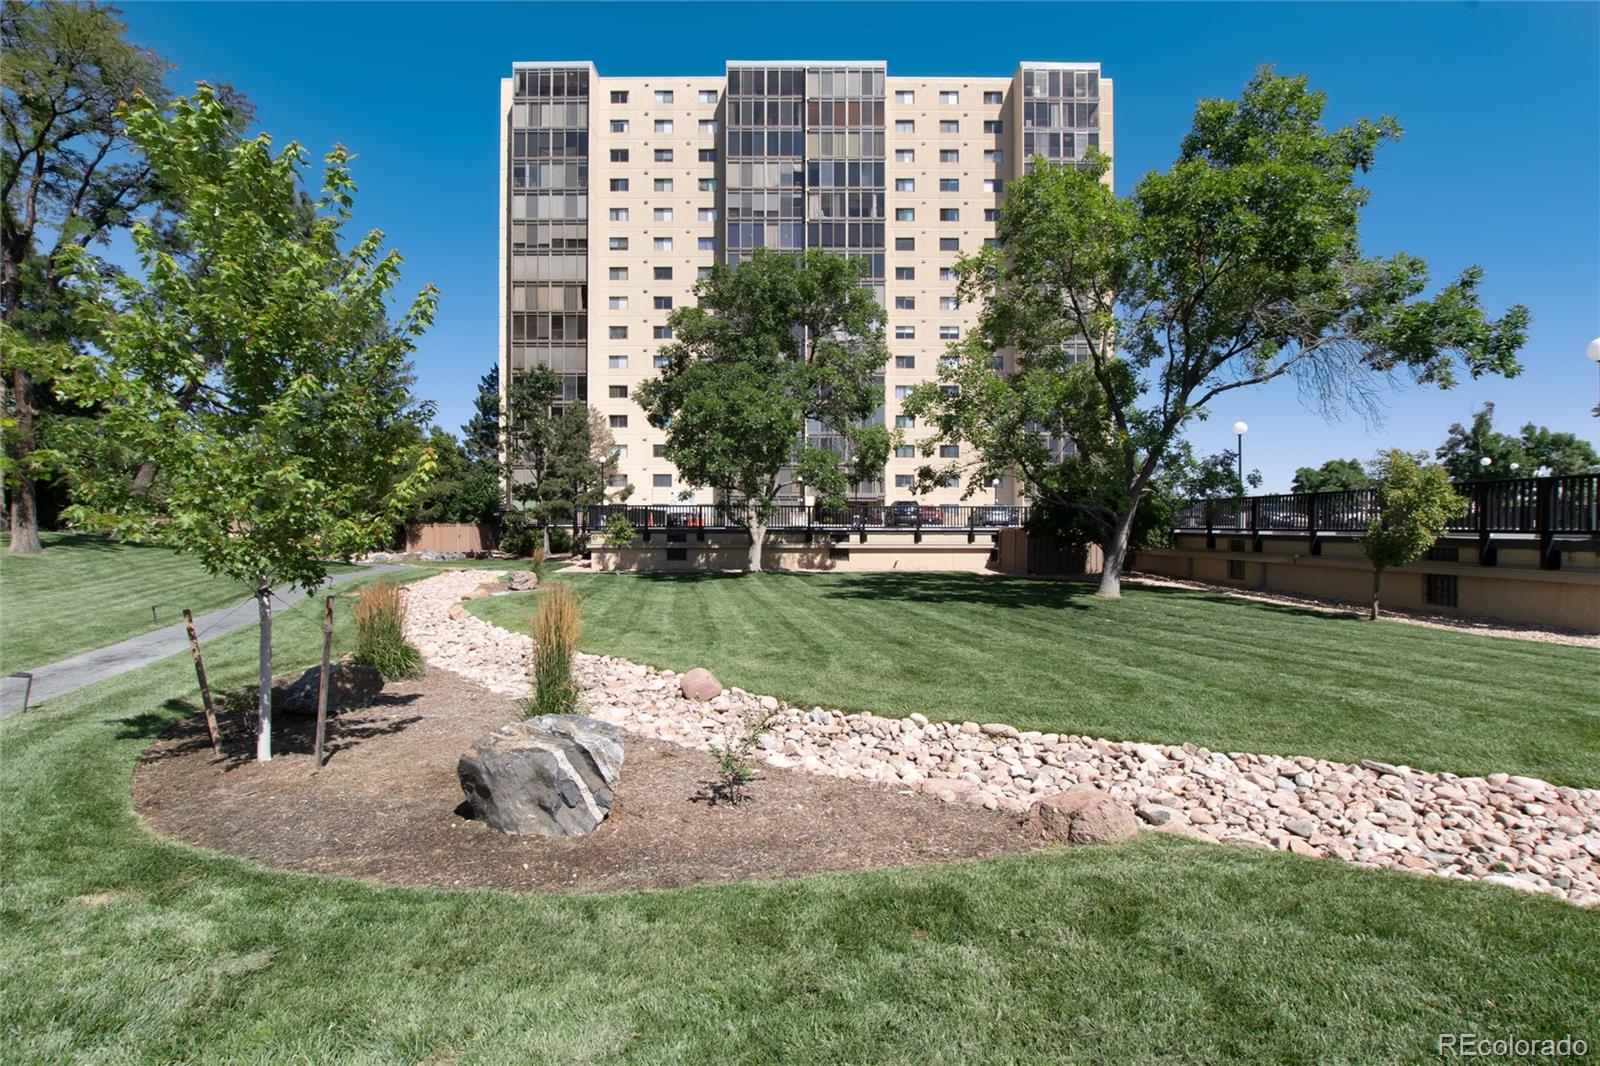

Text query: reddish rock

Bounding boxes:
[1024,788,1138,845]
[679,667,722,701]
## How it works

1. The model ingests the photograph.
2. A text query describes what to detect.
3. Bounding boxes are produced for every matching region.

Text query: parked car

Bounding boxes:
[972,505,1020,527]
[885,500,921,527]
[918,505,944,525]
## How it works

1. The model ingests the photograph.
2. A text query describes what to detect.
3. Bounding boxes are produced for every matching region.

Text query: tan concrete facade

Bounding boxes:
[591,530,998,573]
[500,60,1111,509]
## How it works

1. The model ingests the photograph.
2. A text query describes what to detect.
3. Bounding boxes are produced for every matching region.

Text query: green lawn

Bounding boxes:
[0,533,264,674]
[2,581,1596,1063]
[469,570,1600,788]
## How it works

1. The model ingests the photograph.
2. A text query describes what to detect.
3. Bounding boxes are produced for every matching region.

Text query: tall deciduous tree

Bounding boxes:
[1436,402,1599,481]
[1291,458,1371,494]
[1,0,171,554]
[1360,449,1465,620]
[906,69,1528,597]
[636,248,890,571]
[500,364,562,552]
[59,85,437,761]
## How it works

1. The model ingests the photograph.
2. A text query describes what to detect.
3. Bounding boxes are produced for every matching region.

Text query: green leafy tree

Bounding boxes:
[461,361,500,465]
[1291,458,1371,494]
[500,364,562,552]
[537,405,625,544]
[905,69,1527,597]
[1,0,173,554]
[1436,403,1598,480]
[636,248,890,571]
[1360,449,1466,620]
[407,426,500,524]
[58,85,437,761]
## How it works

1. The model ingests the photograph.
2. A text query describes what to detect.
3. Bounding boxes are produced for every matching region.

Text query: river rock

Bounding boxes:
[457,715,624,836]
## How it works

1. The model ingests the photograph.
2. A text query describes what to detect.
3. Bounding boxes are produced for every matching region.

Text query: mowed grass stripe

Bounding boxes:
[475,570,1597,785]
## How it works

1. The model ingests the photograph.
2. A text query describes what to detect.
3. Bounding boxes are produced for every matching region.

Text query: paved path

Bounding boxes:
[0,565,402,717]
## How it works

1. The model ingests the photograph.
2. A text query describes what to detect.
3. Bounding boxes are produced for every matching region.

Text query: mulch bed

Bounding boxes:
[132,668,1039,893]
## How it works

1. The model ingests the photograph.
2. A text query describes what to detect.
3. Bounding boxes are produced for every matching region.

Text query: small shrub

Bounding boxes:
[705,703,783,805]
[499,511,539,557]
[527,583,582,716]
[529,546,546,577]
[548,526,574,554]
[353,581,425,680]
[601,511,636,549]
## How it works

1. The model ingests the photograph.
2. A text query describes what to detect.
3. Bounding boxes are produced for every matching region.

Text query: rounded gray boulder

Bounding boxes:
[457,715,624,836]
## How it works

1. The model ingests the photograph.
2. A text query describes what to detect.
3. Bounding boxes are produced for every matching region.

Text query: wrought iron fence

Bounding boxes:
[581,501,1031,535]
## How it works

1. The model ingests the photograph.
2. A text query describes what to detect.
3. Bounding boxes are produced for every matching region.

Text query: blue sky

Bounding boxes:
[117,1,1599,491]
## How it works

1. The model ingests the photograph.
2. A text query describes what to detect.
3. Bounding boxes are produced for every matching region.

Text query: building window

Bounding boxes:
[939,237,959,251]
[939,120,959,134]
[611,149,629,163]
[983,91,1003,105]
[654,266,673,280]
[698,177,717,191]
[698,89,718,103]
[894,325,914,339]
[894,90,914,104]
[984,148,1004,163]
[1227,559,1246,580]
[895,236,914,251]
[895,207,915,222]
[895,178,915,192]
[609,325,628,339]
[698,207,717,221]
[697,148,717,162]
[653,295,673,309]
[653,325,673,339]
[655,178,673,191]
[894,355,915,369]
[990,354,1005,371]
[653,353,669,368]
[608,296,628,310]
[653,444,667,457]
[939,90,959,105]
[608,208,629,222]
[698,265,713,278]
[654,89,673,103]
[939,326,959,340]
[697,236,716,250]
[983,179,1002,193]
[895,120,915,134]
[609,237,629,250]
[939,297,957,310]
[939,178,959,192]
[655,119,673,133]
[614,445,628,459]
[895,267,915,281]
[895,445,915,458]
[895,149,914,163]
[894,296,915,310]
[609,267,628,281]
[609,385,629,399]
[984,208,999,222]
[983,120,1003,134]
[610,178,629,192]
[653,473,673,488]
[608,355,628,369]
[610,414,629,428]
[894,384,913,399]
[895,415,915,429]
[939,267,956,281]
[653,207,673,221]
[654,237,673,250]
[611,120,629,133]
[655,148,673,162]
[894,474,914,488]
[939,444,959,458]
[607,89,630,105]
[1425,573,1459,607]
[939,149,959,163]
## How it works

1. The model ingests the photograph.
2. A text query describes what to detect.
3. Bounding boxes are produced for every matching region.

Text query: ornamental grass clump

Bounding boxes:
[353,581,425,680]
[527,583,582,716]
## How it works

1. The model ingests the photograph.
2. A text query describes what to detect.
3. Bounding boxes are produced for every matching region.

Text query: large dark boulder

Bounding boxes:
[457,716,624,836]
[268,664,385,716]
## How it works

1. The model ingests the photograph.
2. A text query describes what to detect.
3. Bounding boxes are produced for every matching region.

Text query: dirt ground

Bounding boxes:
[133,669,1038,893]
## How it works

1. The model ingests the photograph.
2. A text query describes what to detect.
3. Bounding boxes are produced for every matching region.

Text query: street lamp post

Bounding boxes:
[1233,421,1249,490]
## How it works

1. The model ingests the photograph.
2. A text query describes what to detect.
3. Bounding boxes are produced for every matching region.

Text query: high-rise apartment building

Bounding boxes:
[499,61,1112,506]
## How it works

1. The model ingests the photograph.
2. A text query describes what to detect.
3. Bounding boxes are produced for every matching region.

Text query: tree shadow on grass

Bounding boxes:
[816,571,1097,611]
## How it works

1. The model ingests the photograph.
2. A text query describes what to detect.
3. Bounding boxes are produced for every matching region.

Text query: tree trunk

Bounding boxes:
[1369,567,1382,621]
[256,586,274,762]
[747,519,767,572]
[541,522,551,556]
[7,367,42,555]
[1095,504,1141,598]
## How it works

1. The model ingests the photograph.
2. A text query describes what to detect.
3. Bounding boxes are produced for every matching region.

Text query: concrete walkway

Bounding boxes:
[0,564,402,717]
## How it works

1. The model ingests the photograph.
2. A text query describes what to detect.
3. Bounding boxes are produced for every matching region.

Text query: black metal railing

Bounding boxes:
[581,501,1032,542]
[1174,473,1599,570]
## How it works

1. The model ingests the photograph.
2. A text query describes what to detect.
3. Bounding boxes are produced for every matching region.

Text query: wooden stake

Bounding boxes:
[314,595,334,767]
[183,609,223,756]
